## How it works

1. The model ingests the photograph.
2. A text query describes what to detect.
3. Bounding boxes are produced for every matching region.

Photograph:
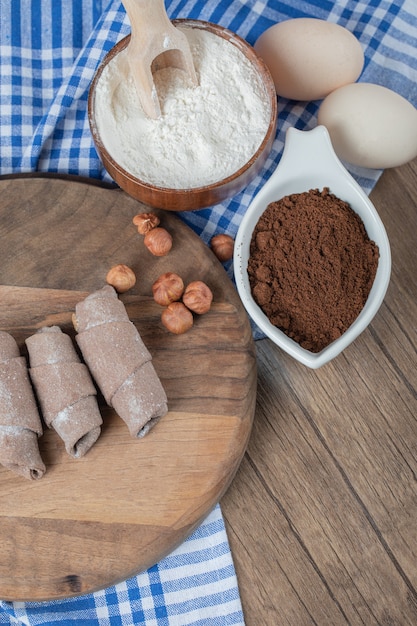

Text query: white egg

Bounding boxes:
[318,83,417,169]
[254,18,364,101]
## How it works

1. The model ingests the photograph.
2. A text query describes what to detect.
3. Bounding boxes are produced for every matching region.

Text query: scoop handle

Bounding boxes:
[121,0,197,119]
[122,0,172,40]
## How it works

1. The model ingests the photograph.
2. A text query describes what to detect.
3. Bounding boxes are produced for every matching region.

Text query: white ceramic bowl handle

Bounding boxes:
[272,125,345,183]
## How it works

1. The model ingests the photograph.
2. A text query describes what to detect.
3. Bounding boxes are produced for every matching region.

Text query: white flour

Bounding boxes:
[94,25,271,189]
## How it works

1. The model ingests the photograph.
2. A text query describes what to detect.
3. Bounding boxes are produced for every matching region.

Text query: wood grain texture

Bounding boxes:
[0,176,256,601]
[221,157,417,625]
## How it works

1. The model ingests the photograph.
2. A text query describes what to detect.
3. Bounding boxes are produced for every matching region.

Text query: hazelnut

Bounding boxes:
[133,212,160,235]
[182,281,213,314]
[152,272,184,306]
[106,264,136,293]
[161,302,193,335]
[144,227,173,256]
[210,233,234,262]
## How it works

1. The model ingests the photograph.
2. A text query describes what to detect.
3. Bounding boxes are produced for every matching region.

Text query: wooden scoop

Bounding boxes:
[122,0,197,119]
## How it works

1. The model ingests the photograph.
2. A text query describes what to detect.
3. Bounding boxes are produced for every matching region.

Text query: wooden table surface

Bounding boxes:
[221,156,417,625]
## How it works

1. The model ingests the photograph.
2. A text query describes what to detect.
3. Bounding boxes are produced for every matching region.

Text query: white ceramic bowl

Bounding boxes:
[234,125,391,368]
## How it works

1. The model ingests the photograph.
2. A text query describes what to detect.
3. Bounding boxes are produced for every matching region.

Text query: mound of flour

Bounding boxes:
[94,25,271,189]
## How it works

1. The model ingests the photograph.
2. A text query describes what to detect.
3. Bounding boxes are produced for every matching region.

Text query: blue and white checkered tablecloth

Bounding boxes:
[1,1,416,624]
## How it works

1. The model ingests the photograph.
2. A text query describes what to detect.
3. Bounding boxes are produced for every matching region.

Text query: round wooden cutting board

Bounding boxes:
[0,175,256,601]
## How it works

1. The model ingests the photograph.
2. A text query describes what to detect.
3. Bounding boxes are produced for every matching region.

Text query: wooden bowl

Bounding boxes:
[88,19,277,211]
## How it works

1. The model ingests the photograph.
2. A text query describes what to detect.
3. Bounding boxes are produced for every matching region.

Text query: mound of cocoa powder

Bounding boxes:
[247,188,379,353]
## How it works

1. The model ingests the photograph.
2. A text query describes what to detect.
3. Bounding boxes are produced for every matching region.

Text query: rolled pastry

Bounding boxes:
[26,326,102,458]
[74,285,168,437]
[0,331,45,480]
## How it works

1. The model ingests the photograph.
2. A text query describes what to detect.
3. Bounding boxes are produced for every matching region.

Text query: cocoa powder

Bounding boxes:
[247,188,379,353]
